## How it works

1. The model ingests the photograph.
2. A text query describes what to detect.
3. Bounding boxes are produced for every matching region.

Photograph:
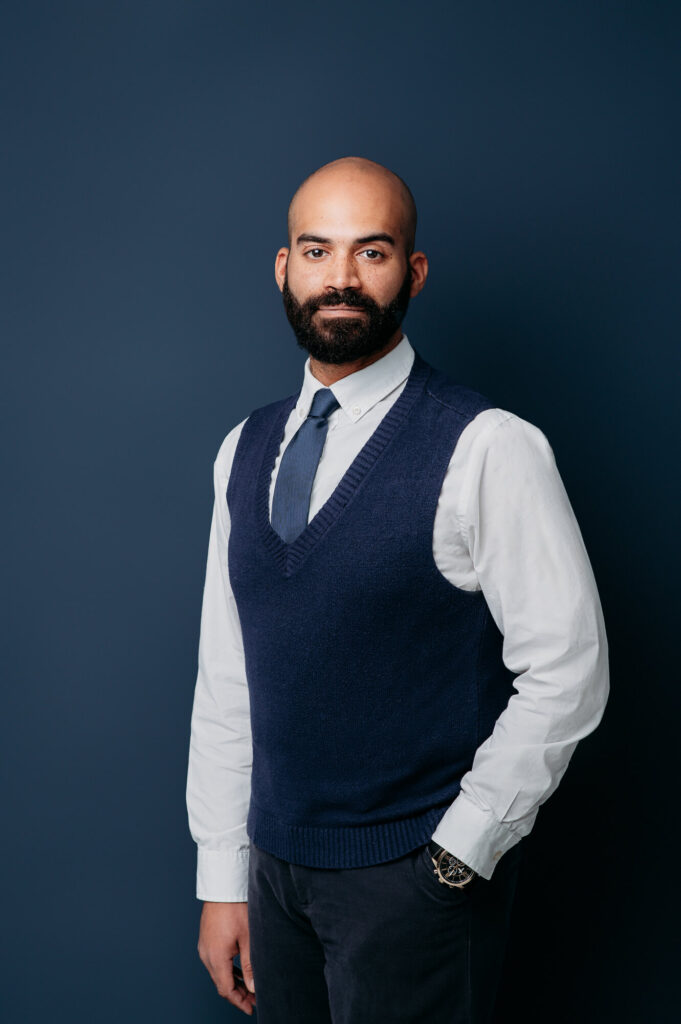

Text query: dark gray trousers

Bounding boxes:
[247,836,523,1023]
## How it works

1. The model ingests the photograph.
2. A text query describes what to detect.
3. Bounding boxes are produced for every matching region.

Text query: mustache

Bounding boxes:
[313,292,375,311]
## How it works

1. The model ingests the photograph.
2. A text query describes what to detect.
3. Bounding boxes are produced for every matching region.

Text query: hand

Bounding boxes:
[197,901,256,1016]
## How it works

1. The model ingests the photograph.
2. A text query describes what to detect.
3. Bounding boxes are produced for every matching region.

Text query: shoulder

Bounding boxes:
[213,392,297,478]
[453,406,557,496]
[465,408,554,461]
[423,365,497,422]
[444,406,558,528]
[421,362,552,453]
[213,418,248,480]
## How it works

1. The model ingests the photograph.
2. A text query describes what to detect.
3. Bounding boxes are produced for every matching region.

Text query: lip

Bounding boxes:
[317,307,366,315]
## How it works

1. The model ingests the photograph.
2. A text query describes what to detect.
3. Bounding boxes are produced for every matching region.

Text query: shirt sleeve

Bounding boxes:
[430,412,610,879]
[185,420,252,901]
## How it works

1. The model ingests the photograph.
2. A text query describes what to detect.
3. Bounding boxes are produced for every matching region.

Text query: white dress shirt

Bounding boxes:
[186,333,609,900]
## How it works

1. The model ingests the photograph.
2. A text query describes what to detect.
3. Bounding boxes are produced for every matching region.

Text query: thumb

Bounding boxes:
[242,964,255,994]
[239,941,256,993]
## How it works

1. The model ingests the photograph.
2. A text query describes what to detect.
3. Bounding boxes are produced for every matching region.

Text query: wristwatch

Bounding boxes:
[426,840,478,889]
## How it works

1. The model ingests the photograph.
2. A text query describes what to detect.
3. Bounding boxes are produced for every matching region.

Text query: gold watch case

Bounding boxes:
[428,845,478,889]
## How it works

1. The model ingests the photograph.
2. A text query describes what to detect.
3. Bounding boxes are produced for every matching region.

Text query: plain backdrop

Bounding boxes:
[2,2,679,1021]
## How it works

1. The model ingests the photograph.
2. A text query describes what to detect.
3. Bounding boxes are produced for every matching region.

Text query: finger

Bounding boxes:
[228,984,255,1015]
[213,963,255,1015]
[238,937,256,994]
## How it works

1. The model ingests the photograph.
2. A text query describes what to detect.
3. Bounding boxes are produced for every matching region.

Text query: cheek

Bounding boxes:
[287,262,324,297]
[359,266,402,301]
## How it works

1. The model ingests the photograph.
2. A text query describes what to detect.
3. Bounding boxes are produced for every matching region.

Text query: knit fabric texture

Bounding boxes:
[226,349,517,868]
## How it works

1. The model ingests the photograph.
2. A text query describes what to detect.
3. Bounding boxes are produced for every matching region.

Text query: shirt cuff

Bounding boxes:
[430,791,523,880]
[196,847,250,902]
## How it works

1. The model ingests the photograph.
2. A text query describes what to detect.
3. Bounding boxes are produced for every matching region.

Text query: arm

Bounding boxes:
[431,413,610,878]
[186,421,257,1012]
[186,420,252,902]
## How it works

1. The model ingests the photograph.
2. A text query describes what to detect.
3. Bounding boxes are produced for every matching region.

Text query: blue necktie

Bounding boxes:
[271,387,340,543]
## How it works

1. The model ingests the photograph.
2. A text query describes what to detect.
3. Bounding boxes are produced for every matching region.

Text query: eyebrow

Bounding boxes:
[295,232,396,247]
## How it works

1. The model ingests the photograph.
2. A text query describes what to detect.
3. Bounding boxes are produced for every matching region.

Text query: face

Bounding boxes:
[275,169,427,365]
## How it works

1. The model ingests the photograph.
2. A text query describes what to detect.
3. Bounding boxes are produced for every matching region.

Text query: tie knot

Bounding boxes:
[308,387,340,421]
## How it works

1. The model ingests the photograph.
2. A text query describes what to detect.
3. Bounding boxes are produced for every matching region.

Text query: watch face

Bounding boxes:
[416,846,476,902]
[435,851,476,888]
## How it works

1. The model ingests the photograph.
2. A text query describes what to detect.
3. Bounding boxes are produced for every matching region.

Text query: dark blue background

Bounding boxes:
[2,2,678,1021]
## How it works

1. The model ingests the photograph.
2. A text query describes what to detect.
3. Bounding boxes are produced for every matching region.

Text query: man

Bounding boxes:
[185,156,609,1023]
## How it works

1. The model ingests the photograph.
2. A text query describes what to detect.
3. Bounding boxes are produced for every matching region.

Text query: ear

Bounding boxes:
[274,248,289,293]
[407,251,429,297]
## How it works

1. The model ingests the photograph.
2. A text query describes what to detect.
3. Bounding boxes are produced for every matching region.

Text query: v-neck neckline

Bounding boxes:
[258,349,431,576]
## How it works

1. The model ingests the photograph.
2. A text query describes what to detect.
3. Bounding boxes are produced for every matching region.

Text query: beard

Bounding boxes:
[281,263,413,364]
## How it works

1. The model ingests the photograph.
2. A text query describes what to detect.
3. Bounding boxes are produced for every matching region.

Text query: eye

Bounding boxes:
[362,249,384,260]
[305,248,326,259]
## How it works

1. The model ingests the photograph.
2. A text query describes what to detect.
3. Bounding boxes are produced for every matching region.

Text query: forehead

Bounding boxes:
[291,171,406,242]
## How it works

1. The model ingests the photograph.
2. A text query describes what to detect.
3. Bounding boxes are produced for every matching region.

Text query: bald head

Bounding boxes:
[287,156,417,257]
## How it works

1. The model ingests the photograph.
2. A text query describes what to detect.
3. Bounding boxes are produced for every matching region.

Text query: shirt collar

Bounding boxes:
[295,333,415,424]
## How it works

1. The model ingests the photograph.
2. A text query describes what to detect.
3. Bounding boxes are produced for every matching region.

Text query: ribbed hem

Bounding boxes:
[247,796,457,868]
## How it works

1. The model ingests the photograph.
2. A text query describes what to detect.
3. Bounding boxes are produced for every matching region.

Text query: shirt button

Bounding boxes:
[493,850,502,860]
[352,406,361,415]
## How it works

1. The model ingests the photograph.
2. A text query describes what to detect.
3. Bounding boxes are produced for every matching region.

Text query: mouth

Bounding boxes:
[316,306,367,316]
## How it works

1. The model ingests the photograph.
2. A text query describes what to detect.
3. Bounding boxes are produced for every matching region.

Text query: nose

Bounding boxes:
[322,253,362,294]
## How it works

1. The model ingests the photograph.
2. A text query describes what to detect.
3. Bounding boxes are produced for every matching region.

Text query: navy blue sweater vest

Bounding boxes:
[226,349,517,868]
